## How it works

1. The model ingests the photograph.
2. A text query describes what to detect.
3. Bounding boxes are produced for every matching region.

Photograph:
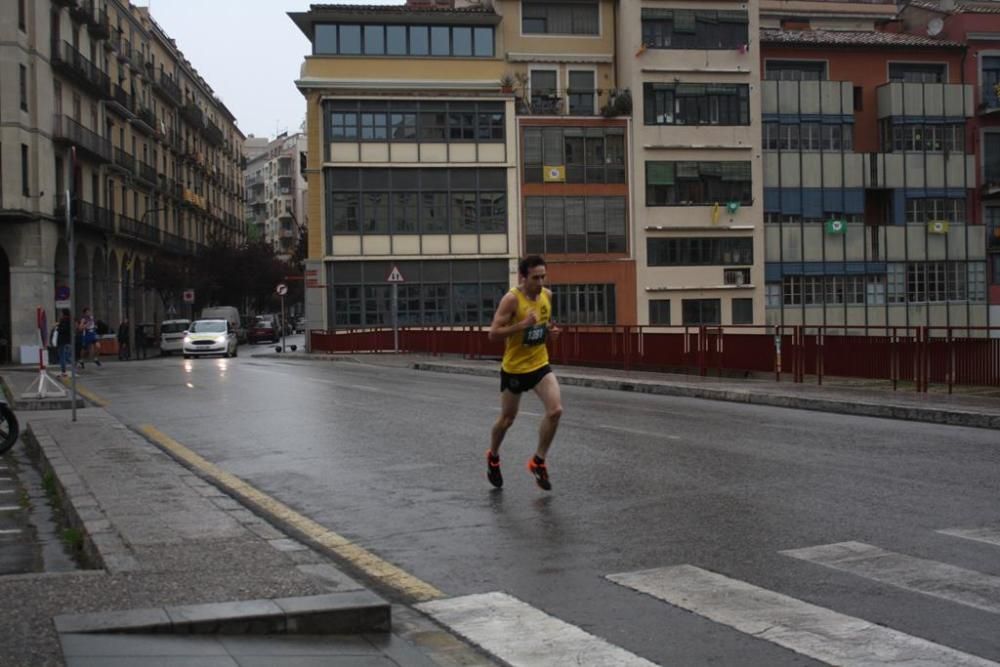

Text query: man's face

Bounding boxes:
[522,265,547,296]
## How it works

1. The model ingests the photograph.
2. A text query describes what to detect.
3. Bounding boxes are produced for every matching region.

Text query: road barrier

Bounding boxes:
[309,325,1000,393]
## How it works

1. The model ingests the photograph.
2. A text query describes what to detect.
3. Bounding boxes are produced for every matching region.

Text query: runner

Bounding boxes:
[486,255,562,490]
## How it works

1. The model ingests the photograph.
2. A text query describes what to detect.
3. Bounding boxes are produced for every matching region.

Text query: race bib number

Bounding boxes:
[523,324,548,346]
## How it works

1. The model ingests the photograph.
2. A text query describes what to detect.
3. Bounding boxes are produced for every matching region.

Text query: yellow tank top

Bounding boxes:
[501,287,552,374]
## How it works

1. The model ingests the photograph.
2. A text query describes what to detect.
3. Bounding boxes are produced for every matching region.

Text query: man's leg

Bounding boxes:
[532,373,563,460]
[490,390,521,456]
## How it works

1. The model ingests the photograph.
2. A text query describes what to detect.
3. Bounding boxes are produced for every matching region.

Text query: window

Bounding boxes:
[764,60,827,81]
[331,260,507,326]
[644,83,750,126]
[568,71,595,115]
[732,298,753,324]
[18,0,25,31]
[646,161,752,206]
[647,237,753,266]
[524,127,625,184]
[682,299,721,325]
[551,284,616,324]
[984,56,1000,109]
[523,1,599,35]
[889,63,946,83]
[21,144,30,196]
[327,101,504,143]
[314,24,493,57]
[905,198,965,224]
[641,9,748,50]
[19,65,28,111]
[525,196,626,254]
[649,299,671,325]
[327,168,506,236]
[765,283,781,308]
[884,122,964,153]
[985,133,1000,185]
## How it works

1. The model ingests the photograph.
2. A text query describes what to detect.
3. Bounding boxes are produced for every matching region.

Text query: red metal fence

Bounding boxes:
[309,325,1000,393]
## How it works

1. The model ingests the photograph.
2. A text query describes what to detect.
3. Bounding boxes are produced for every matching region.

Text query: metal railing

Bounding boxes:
[156,70,183,105]
[113,146,134,173]
[52,115,112,162]
[117,214,160,245]
[50,40,110,96]
[137,160,157,185]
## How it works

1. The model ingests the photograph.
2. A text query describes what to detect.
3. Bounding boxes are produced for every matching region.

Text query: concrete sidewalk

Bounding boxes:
[256,350,1000,431]
[0,369,491,667]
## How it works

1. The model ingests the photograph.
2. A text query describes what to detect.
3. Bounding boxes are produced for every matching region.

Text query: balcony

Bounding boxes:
[53,198,114,234]
[111,146,134,174]
[182,188,206,210]
[154,70,183,106]
[117,214,160,246]
[106,83,134,117]
[137,160,157,186]
[724,268,751,287]
[161,231,192,255]
[180,101,204,129]
[133,105,158,136]
[50,40,110,98]
[69,0,92,23]
[128,47,147,74]
[518,94,564,116]
[117,38,130,63]
[202,120,224,147]
[88,7,110,39]
[52,115,112,163]
[876,82,974,120]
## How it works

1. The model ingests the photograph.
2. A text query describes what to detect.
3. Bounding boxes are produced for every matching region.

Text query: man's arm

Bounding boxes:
[544,288,561,340]
[488,292,535,343]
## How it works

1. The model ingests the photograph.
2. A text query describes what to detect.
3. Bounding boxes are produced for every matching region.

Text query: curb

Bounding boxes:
[412,362,1000,431]
[53,590,390,636]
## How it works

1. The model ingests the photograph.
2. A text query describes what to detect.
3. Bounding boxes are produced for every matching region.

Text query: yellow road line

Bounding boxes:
[139,424,444,603]
[58,377,109,407]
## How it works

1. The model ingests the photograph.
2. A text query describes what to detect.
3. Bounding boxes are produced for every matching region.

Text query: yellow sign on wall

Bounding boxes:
[543,165,566,183]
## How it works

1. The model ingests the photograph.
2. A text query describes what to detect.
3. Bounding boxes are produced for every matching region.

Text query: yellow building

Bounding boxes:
[291,1,519,330]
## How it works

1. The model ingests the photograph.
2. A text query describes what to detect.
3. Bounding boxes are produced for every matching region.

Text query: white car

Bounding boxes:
[182,319,238,358]
[159,319,191,356]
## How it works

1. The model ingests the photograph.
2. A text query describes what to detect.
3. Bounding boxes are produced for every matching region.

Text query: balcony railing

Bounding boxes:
[117,214,160,245]
[129,47,147,73]
[134,106,158,134]
[50,40,110,97]
[161,231,192,255]
[52,115,113,162]
[108,83,133,115]
[155,70,183,106]
[112,146,134,174]
[54,198,114,233]
[181,101,204,128]
[137,160,157,185]
[519,94,564,116]
[203,120,224,147]
[724,268,752,287]
[88,7,110,39]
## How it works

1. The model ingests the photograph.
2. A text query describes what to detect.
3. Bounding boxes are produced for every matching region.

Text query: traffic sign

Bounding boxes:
[386,265,405,283]
[182,289,195,304]
[55,285,70,301]
[276,283,288,296]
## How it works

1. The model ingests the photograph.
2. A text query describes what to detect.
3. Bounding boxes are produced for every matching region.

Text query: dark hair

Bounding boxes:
[518,255,546,277]
[61,308,71,318]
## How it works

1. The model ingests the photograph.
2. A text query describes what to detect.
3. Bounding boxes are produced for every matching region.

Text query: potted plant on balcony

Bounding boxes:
[499,73,515,94]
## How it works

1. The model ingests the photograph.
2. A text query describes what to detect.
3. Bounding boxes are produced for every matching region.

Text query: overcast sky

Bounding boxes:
[134,0,404,140]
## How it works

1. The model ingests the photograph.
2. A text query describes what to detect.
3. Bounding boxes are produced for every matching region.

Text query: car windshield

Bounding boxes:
[161,322,189,334]
[254,322,273,329]
[189,321,226,334]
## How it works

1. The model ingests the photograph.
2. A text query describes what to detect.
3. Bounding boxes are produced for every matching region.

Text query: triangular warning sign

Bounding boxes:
[386,265,405,283]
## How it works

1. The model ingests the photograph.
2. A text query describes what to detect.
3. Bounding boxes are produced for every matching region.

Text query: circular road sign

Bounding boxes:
[276,283,288,296]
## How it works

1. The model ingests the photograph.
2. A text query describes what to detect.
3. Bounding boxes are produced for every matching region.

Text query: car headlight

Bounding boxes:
[183,335,192,344]
[215,336,227,344]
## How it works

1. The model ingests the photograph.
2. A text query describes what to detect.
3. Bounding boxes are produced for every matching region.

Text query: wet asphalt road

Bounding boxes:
[73,346,1000,665]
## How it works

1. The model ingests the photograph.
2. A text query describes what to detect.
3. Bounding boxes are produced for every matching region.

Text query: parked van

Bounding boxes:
[199,306,244,343]
[159,319,191,356]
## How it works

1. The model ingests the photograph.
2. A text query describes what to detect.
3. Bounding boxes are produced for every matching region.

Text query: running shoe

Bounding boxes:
[527,456,551,491]
[486,451,503,488]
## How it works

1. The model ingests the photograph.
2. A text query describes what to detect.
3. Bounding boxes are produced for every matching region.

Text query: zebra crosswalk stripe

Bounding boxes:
[608,564,998,667]
[417,591,656,666]
[781,541,1000,615]
[938,526,1000,549]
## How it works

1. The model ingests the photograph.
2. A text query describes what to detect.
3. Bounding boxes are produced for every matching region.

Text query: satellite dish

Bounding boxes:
[927,17,944,36]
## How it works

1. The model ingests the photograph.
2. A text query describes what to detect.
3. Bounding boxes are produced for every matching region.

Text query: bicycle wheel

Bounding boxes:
[0,405,20,455]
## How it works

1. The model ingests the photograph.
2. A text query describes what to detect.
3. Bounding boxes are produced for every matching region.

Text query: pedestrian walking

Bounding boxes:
[56,309,73,377]
[78,307,101,367]
[117,318,130,360]
[485,255,562,491]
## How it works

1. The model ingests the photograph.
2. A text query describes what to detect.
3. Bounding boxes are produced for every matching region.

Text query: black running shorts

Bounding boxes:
[500,365,552,395]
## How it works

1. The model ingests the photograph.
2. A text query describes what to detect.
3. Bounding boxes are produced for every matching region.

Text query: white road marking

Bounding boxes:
[938,526,1000,549]
[598,425,680,440]
[417,592,656,666]
[0,490,15,494]
[608,564,998,667]
[782,541,1000,615]
[0,506,20,511]
[0,529,21,535]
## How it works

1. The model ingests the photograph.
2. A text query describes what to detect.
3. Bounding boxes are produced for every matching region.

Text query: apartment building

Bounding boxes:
[0,0,244,362]
[619,2,763,328]
[898,0,1000,328]
[244,132,308,261]
[760,0,988,330]
[290,0,518,331]
[497,0,635,325]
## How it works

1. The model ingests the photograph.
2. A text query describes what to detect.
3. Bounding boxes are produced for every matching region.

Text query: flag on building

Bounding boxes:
[928,220,950,235]
[825,219,846,235]
[543,165,565,183]
[711,202,721,225]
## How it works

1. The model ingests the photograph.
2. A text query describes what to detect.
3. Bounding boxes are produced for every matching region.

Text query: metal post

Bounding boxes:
[392,282,399,353]
[280,293,286,354]
[68,148,78,422]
